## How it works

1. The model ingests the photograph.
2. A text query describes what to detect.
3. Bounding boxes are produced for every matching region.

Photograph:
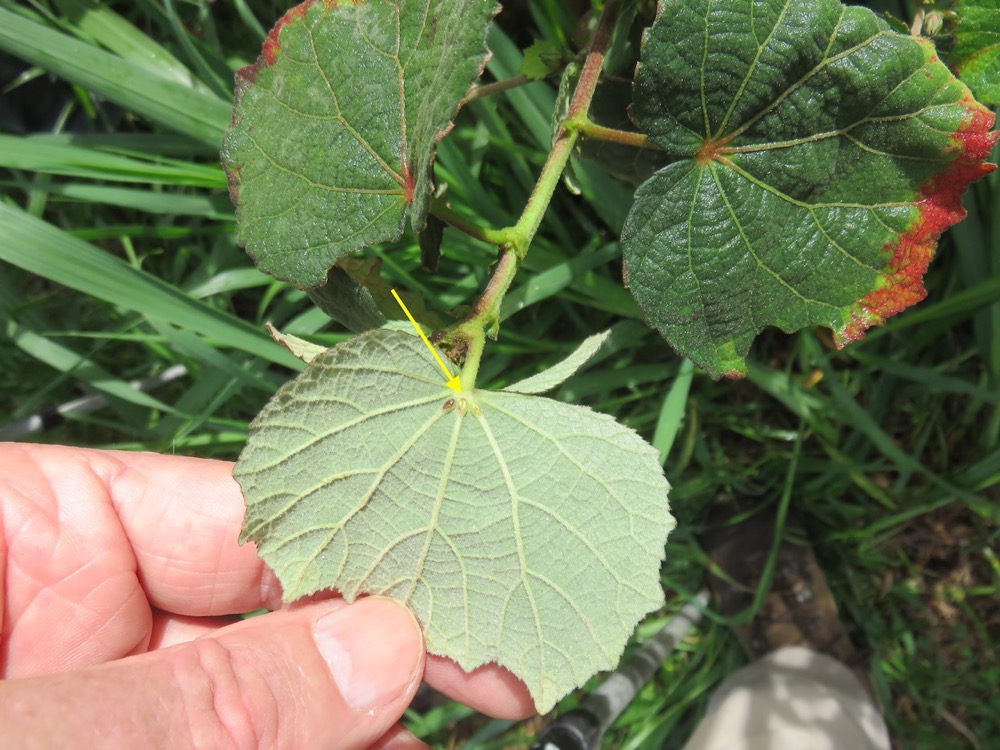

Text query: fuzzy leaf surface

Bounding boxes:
[235,329,674,712]
[266,323,327,363]
[504,330,611,394]
[623,0,997,377]
[222,0,495,288]
[951,0,1000,105]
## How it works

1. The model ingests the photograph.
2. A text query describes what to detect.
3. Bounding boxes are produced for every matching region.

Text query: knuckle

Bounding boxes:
[175,638,280,750]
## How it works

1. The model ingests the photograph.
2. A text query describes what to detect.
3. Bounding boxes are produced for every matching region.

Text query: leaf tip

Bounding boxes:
[261,0,340,66]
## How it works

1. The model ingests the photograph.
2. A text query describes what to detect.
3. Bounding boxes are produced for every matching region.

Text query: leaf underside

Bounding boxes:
[950,0,1000,106]
[504,330,611,394]
[235,330,674,713]
[222,0,496,289]
[622,0,998,378]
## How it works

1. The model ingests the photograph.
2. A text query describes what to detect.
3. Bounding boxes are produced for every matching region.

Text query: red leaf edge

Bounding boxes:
[835,97,999,346]
[262,0,344,67]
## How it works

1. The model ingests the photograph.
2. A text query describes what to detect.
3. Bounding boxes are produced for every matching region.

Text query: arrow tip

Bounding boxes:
[446,375,462,393]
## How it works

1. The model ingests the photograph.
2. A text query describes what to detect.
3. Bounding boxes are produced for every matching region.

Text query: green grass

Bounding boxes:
[1,1,997,748]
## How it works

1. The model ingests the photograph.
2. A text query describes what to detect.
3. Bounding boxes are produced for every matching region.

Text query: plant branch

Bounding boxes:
[507,0,620,255]
[429,197,511,246]
[574,119,660,150]
[438,0,622,387]
[462,74,534,104]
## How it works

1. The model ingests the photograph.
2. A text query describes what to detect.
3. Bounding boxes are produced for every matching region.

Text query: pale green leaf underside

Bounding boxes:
[235,330,674,712]
[504,329,611,394]
[266,323,326,363]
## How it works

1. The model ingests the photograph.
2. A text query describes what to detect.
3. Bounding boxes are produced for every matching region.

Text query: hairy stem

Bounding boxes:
[429,197,512,246]
[462,74,534,104]
[573,119,659,150]
[440,0,621,386]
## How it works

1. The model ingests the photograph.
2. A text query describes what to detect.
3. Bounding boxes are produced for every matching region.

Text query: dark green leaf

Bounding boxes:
[222,0,496,288]
[307,265,387,333]
[419,213,444,272]
[520,39,564,80]
[950,0,1000,105]
[622,0,997,377]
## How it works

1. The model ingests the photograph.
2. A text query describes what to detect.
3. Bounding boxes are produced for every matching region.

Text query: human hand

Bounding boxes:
[0,443,533,749]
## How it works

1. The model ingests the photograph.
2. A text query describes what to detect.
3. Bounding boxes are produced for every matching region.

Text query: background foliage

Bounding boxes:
[0,0,996,747]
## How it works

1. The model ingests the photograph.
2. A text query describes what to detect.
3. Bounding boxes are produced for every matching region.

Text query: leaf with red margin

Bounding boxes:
[838,103,998,344]
[622,0,998,378]
[222,0,497,289]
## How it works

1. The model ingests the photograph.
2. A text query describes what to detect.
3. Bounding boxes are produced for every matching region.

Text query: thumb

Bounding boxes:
[0,597,425,750]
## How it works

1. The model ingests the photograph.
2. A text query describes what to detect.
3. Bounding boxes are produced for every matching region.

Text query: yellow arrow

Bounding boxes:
[390,289,462,393]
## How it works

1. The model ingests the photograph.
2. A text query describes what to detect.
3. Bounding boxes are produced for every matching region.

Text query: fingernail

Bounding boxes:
[314,597,423,710]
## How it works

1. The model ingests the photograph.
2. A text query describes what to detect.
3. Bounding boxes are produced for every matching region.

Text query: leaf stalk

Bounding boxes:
[429,197,512,246]
[462,74,534,104]
[569,117,659,151]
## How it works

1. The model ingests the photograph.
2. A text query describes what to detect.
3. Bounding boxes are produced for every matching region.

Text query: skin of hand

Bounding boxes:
[0,443,534,749]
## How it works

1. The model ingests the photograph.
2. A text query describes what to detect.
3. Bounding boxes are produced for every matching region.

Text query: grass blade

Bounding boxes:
[0,202,297,369]
[0,7,230,145]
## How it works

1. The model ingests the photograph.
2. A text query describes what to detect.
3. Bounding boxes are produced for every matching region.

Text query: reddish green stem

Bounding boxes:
[439,1,622,386]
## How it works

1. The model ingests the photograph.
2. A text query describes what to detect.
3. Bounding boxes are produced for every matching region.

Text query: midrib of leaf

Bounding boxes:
[399,410,463,605]
[475,411,545,676]
[708,161,875,306]
[686,165,708,319]
[307,18,408,189]
[705,18,962,159]
[243,134,405,195]
[709,165,827,312]
[713,0,792,138]
[719,123,954,156]
[239,180,402,248]
[478,395,663,526]
[331,361,451,387]
[295,405,450,595]
[719,159,912,212]
[718,8,903,147]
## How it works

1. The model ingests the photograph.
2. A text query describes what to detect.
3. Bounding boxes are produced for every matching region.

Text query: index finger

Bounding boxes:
[9,444,282,616]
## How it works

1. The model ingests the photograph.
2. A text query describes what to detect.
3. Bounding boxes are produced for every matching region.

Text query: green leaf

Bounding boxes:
[0,134,226,187]
[50,0,196,87]
[235,329,674,712]
[222,0,497,288]
[950,0,1000,105]
[265,323,328,364]
[308,256,445,332]
[520,39,564,80]
[503,330,611,394]
[0,203,299,370]
[307,264,387,334]
[622,0,998,378]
